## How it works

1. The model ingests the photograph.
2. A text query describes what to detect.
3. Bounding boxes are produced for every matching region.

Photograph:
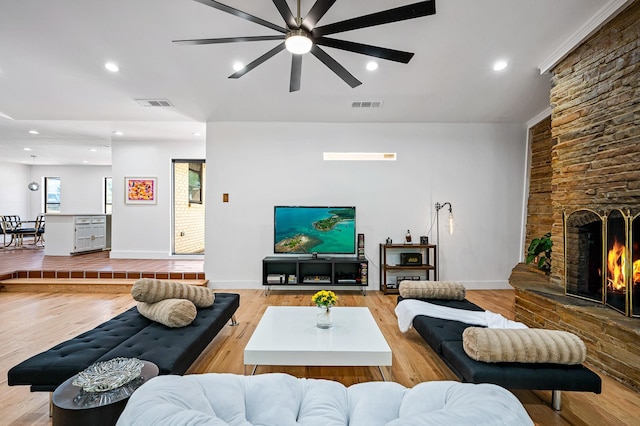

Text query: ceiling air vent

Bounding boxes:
[135,99,174,107]
[351,101,383,108]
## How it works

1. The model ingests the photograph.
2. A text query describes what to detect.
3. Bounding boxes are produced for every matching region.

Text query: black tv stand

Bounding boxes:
[263,256,368,295]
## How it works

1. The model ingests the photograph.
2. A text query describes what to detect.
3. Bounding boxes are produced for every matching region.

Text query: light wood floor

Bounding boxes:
[1,289,638,425]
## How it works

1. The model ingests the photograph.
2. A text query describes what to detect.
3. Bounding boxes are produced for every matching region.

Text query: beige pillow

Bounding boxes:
[131,278,214,308]
[462,327,587,365]
[399,280,466,300]
[137,299,197,328]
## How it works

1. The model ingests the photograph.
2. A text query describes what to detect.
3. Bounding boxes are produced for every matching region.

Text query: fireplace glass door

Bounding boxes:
[606,209,627,314]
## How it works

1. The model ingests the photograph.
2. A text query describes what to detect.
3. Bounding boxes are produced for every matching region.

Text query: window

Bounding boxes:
[104,177,113,214]
[188,163,203,204]
[45,177,61,213]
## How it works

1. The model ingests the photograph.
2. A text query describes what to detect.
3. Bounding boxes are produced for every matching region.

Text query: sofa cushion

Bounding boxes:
[441,340,602,392]
[97,293,240,376]
[116,373,534,426]
[463,327,587,365]
[131,278,214,308]
[404,298,483,354]
[399,280,466,300]
[137,299,197,328]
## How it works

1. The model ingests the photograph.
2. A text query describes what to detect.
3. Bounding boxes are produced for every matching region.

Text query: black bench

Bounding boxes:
[8,292,240,392]
[400,296,602,410]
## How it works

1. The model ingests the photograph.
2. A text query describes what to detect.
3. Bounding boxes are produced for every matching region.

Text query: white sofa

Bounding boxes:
[117,373,533,426]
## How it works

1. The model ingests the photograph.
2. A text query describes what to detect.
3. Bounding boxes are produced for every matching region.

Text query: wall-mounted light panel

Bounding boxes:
[323,152,396,161]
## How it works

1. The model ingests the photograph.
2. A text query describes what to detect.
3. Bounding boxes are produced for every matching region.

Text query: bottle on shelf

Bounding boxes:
[405,230,412,243]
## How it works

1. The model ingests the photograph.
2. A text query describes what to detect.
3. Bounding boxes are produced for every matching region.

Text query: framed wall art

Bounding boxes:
[125,177,157,204]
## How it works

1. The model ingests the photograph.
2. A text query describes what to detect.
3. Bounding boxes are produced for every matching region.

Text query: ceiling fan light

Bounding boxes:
[285,30,312,55]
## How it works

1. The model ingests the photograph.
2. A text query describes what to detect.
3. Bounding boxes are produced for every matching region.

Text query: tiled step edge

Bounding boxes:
[10,270,205,280]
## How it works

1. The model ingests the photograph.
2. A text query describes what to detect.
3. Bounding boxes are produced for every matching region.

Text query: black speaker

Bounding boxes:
[357,233,365,259]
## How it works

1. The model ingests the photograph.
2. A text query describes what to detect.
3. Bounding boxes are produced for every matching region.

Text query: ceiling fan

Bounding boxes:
[173,0,436,92]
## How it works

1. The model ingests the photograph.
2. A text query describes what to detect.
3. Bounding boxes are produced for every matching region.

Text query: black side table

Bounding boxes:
[52,360,159,426]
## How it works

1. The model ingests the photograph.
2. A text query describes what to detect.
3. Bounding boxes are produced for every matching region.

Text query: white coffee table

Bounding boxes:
[244,306,392,380]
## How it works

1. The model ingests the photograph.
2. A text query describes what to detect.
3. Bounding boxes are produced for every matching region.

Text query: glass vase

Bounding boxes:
[316,306,332,329]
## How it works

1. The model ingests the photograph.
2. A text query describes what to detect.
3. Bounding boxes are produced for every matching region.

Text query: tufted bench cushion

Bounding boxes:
[116,373,534,426]
[8,293,239,392]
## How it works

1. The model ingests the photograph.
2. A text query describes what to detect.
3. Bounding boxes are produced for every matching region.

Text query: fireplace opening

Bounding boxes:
[565,210,603,303]
[565,209,640,317]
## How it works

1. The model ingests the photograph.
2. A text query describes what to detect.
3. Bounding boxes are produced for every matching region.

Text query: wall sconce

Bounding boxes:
[435,202,454,235]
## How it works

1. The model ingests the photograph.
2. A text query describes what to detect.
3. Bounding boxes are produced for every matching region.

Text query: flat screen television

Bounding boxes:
[274,206,356,254]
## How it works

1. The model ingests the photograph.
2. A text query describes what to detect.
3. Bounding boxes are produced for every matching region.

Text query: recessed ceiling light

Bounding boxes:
[112,131,123,136]
[232,62,244,71]
[82,160,88,164]
[105,62,120,72]
[366,61,378,71]
[28,130,39,135]
[493,60,508,71]
[193,132,201,136]
[89,148,97,152]
[23,147,32,151]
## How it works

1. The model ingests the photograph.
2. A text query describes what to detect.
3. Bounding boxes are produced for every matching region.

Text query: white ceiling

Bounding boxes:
[0,0,626,165]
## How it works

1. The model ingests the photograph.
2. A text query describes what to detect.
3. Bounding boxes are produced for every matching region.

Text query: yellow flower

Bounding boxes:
[311,290,338,307]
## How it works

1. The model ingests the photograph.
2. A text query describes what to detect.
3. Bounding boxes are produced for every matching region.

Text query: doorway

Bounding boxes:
[172,160,205,254]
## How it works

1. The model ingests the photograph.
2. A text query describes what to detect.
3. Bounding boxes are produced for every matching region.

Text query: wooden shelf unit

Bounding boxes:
[379,244,437,294]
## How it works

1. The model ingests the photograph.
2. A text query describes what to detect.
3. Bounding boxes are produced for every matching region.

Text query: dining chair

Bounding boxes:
[35,214,45,246]
[15,217,38,248]
[1,215,21,247]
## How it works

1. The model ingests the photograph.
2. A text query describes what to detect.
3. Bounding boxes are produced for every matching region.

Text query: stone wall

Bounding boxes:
[549,0,640,288]
[525,117,554,253]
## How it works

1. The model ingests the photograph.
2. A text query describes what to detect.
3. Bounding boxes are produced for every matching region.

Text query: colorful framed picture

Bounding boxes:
[125,177,157,204]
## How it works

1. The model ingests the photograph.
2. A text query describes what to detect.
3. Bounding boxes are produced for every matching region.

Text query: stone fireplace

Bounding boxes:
[517,0,640,392]
[564,209,640,317]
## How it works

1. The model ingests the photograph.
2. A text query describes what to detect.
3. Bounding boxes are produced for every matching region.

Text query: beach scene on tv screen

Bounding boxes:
[275,207,355,254]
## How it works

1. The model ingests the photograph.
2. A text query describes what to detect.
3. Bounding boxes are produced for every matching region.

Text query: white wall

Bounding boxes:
[27,165,112,216]
[0,161,30,218]
[205,122,527,290]
[110,140,205,259]
[0,162,110,218]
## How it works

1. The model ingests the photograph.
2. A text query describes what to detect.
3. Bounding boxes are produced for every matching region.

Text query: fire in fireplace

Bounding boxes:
[564,209,640,317]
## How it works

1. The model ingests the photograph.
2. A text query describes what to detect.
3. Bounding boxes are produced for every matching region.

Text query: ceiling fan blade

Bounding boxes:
[173,35,284,45]
[316,37,414,63]
[313,1,436,37]
[272,0,297,29]
[229,43,286,79]
[290,54,302,92]
[310,45,361,88]
[192,0,287,34]
[301,0,337,32]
